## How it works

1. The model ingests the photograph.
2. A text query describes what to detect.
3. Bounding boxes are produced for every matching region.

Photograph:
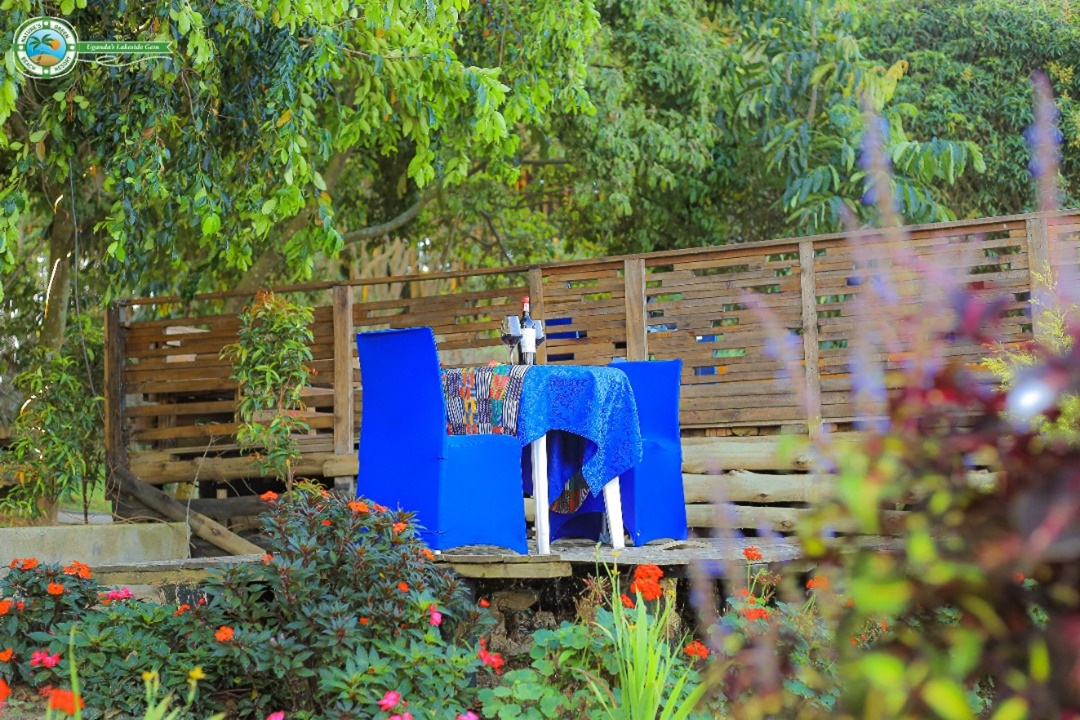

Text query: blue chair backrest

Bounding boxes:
[356,327,447,464]
[610,359,682,442]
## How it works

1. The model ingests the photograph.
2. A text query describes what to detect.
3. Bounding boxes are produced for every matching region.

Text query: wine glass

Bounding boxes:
[500,316,521,364]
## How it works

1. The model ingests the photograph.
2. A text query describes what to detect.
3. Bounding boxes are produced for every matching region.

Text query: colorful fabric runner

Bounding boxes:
[442,365,530,436]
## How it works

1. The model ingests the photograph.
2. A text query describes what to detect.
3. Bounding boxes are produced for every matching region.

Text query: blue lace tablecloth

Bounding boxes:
[443,364,643,504]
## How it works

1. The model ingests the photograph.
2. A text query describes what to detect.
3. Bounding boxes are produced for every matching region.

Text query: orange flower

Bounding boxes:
[398,582,409,593]
[392,522,407,533]
[48,688,85,716]
[683,640,709,659]
[20,558,38,571]
[321,519,331,526]
[634,564,664,583]
[806,576,829,590]
[373,503,388,513]
[0,678,10,706]
[1014,572,1025,584]
[47,582,66,596]
[63,561,92,580]
[881,620,888,631]
[742,546,763,562]
[421,549,435,561]
[620,594,634,609]
[479,598,490,608]
[214,626,234,642]
[629,578,663,602]
[348,501,369,513]
[263,554,273,565]
[0,600,12,616]
[360,617,369,625]
[741,606,770,622]
[173,604,191,616]
[260,491,279,502]
[320,488,330,499]
[0,648,12,662]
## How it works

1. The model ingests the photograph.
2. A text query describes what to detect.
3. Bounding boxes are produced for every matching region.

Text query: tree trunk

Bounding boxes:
[40,209,76,353]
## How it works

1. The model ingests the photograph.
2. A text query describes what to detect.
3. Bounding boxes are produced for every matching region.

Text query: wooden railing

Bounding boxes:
[104,211,1080,528]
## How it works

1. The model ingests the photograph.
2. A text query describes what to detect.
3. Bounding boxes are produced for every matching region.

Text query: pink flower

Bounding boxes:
[428,603,442,627]
[378,690,401,711]
[106,588,134,602]
[266,713,285,720]
[30,650,61,668]
[458,713,480,720]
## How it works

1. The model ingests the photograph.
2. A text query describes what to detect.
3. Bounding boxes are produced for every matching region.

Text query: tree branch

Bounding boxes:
[339,187,438,245]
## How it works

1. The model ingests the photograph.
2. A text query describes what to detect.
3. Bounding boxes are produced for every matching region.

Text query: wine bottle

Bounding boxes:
[518,296,543,365]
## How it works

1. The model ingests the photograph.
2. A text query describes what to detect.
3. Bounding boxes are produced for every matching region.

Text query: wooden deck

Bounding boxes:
[87,535,901,587]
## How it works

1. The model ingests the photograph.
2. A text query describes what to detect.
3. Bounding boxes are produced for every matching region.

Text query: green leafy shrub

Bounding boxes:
[0,558,105,687]
[192,482,493,718]
[0,315,104,522]
[220,291,315,489]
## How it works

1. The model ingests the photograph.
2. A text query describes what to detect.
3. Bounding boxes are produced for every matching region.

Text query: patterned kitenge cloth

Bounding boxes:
[442,365,530,436]
[442,364,642,515]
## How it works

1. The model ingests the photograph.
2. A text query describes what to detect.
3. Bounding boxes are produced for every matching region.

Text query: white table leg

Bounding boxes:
[531,435,551,555]
[602,477,625,550]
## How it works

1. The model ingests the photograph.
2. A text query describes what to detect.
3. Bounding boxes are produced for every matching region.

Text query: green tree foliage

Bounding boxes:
[857,0,1080,217]
[0,0,599,330]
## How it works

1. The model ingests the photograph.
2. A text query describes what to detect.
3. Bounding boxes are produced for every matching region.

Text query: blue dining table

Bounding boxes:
[442,364,643,554]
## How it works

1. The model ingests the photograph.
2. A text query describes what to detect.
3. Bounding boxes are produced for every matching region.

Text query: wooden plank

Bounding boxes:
[1026,216,1051,345]
[800,239,822,436]
[681,436,813,472]
[623,258,647,361]
[442,560,573,579]
[529,267,548,364]
[129,452,344,485]
[685,503,908,534]
[332,285,356,493]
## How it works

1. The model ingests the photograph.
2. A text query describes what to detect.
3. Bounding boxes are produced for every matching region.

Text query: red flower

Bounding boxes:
[0,678,10,706]
[173,604,191,616]
[806,576,829,590]
[47,583,66,596]
[392,522,407,533]
[741,607,770,622]
[359,617,369,625]
[398,582,409,593]
[263,554,273,565]
[49,688,85,716]
[0,648,12,662]
[0,600,11,615]
[215,626,234,642]
[63,561,92,580]
[634,564,664,583]
[742,545,763,562]
[620,594,635,609]
[881,620,888,631]
[478,639,505,675]
[479,598,490,608]
[321,519,331,526]
[260,491,279,502]
[683,640,709,659]
[629,578,663,602]
[30,650,61,668]
[16,602,24,611]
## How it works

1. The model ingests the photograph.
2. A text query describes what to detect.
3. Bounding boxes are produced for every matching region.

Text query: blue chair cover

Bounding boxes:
[550,359,688,545]
[355,327,528,553]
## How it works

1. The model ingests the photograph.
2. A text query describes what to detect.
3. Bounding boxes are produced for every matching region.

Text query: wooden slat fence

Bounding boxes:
[103,211,1078,533]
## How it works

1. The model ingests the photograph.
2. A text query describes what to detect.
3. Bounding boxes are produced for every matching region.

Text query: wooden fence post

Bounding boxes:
[623,258,648,361]
[1026,215,1052,346]
[528,267,548,364]
[104,302,128,491]
[799,240,823,437]
[332,284,356,495]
